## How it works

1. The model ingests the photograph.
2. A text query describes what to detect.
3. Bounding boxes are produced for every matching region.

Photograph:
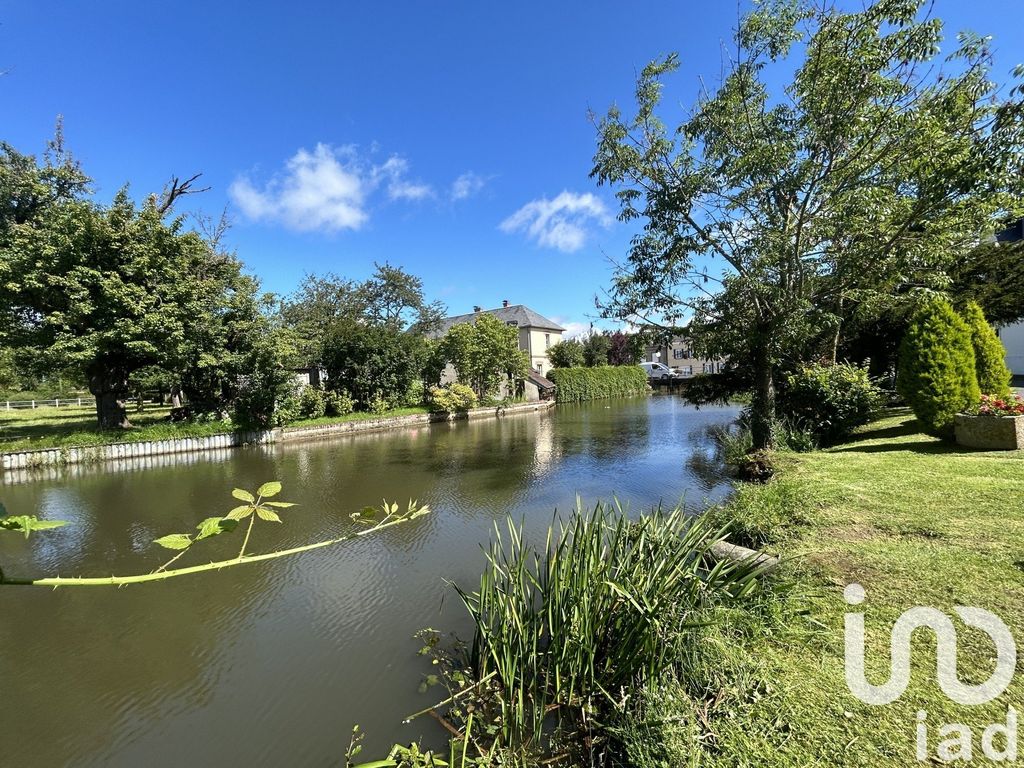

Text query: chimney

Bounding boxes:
[502,299,510,308]
[473,305,482,313]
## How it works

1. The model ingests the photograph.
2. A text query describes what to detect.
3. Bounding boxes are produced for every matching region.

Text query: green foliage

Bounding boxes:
[366,393,392,415]
[445,504,766,756]
[437,313,528,398]
[778,362,884,443]
[703,474,812,550]
[581,332,612,367]
[0,499,69,539]
[962,300,1011,396]
[951,238,1024,325]
[324,324,427,411]
[546,365,648,402]
[897,298,981,435]
[325,389,355,417]
[427,383,478,413]
[298,385,328,420]
[545,339,585,369]
[1,483,431,587]
[591,1,1024,450]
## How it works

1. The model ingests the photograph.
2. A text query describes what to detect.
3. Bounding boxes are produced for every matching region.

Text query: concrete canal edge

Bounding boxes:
[1,400,556,474]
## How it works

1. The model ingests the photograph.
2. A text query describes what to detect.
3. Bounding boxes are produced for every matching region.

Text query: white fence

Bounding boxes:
[3,398,96,410]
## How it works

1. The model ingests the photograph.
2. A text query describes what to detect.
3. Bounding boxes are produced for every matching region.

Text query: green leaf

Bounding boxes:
[257,481,282,498]
[232,488,255,503]
[263,501,296,508]
[195,517,239,540]
[154,533,193,550]
[255,506,282,523]
[225,505,253,521]
[0,516,70,539]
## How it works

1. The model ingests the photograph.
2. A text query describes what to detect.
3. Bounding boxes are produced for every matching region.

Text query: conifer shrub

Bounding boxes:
[962,300,1011,397]
[897,297,980,436]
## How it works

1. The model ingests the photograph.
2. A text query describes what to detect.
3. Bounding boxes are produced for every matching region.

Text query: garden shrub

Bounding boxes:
[897,297,980,436]
[297,385,327,419]
[547,365,648,402]
[962,300,1011,396]
[546,339,585,369]
[366,393,392,415]
[324,389,354,417]
[777,362,884,444]
[427,383,478,413]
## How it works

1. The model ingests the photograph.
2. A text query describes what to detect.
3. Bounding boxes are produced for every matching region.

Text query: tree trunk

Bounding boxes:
[88,368,132,429]
[750,340,776,451]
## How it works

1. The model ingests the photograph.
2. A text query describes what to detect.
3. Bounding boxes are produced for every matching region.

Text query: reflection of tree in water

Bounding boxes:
[685,423,734,493]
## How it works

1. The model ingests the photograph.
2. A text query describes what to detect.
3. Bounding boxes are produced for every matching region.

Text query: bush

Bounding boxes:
[366,393,392,415]
[297,385,327,419]
[546,339,585,369]
[897,297,980,436]
[547,365,648,402]
[324,389,354,417]
[778,362,884,444]
[427,383,478,413]
[962,300,1011,396]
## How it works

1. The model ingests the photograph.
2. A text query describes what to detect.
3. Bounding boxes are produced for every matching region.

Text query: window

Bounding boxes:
[681,365,693,376]
[507,320,518,327]
[672,349,684,360]
[544,333,550,349]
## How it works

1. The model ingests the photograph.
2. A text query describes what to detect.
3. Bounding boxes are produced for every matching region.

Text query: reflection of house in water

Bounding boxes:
[643,336,724,376]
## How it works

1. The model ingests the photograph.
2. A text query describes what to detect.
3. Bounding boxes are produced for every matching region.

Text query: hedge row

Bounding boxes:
[547,365,649,403]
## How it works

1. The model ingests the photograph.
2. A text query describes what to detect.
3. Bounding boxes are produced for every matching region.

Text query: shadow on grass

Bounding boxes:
[829,440,954,455]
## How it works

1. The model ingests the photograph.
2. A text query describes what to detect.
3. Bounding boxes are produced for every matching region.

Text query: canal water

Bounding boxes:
[0,395,738,767]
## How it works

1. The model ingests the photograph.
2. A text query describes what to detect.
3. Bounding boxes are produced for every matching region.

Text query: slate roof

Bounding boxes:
[526,369,556,391]
[435,304,566,335]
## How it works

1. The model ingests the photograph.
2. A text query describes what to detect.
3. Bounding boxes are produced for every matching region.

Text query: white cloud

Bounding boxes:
[451,171,486,200]
[558,321,591,339]
[376,156,434,201]
[230,144,432,232]
[499,191,611,252]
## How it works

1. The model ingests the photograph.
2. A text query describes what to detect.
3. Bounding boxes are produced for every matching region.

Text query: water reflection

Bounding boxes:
[0,396,738,767]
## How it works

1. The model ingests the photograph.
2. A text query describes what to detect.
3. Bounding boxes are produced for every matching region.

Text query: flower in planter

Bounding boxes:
[973,393,1024,417]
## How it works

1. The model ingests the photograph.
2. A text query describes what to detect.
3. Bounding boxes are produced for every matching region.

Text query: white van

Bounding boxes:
[640,362,674,381]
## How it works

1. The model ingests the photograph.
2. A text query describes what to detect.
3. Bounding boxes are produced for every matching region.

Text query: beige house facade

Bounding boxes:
[436,302,565,376]
[644,337,725,376]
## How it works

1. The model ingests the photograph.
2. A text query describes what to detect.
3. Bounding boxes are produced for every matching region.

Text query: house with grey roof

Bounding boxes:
[436,301,566,377]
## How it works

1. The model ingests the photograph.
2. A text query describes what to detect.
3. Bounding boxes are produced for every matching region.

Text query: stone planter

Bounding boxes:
[954,413,1024,451]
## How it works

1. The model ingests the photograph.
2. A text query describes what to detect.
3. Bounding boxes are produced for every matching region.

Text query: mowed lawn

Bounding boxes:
[0,403,434,454]
[0,404,230,453]
[686,410,1024,767]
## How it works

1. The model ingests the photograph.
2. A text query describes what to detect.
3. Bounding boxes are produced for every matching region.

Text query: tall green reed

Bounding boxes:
[452,501,768,755]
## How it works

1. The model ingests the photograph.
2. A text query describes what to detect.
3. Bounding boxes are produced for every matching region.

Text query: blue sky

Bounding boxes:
[3,1,1022,337]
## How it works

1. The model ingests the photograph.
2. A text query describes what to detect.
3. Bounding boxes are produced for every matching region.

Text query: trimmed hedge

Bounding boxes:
[962,300,1012,396]
[547,365,648,403]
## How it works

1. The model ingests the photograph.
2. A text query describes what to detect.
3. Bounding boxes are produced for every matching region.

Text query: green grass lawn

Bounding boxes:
[0,404,234,453]
[0,403,437,454]
[627,409,1024,767]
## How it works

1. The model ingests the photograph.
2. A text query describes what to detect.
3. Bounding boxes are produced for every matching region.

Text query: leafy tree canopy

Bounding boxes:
[591,0,1024,447]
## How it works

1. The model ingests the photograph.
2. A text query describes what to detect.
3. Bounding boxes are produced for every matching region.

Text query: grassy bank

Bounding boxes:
[623,408,1024,767]
[0,404,434,454]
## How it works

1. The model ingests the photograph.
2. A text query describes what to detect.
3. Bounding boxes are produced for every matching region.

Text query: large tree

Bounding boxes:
[591,0,1024,448]
[0,141,235,428]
